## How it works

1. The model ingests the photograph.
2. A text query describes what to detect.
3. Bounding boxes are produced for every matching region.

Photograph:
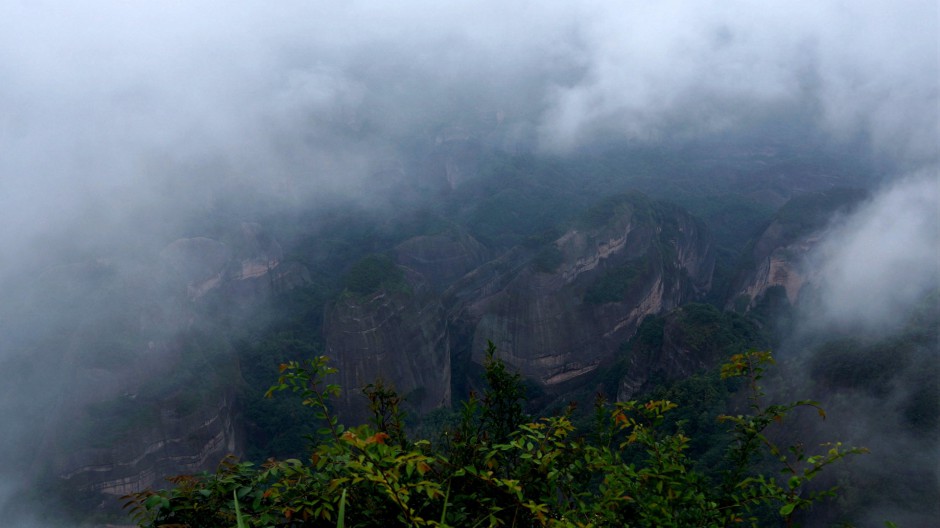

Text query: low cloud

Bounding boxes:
[1,2,936,271]
[537,1,938,161]
[810,172,939,330]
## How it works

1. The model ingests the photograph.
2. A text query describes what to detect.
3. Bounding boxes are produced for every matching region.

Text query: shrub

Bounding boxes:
[124,348,865,527]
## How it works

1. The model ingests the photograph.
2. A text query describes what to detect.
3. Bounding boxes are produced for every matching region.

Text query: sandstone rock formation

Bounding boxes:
[394,231,490,291]
[616,305,763,400]
[16,223,308,515]
[445,194,715,389]
[727,189,867,312]
[324,270,451,423]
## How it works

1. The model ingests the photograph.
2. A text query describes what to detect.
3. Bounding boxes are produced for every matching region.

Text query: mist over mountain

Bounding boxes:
[2,1,935,262]
[766,174,940,526]
[810,174,939,331]
[0,1,937,526]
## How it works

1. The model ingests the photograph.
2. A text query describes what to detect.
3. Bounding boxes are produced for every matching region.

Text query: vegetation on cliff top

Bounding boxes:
[342,254,410,296]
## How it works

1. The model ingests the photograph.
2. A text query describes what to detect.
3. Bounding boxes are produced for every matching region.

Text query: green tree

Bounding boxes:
[124,349,865,528]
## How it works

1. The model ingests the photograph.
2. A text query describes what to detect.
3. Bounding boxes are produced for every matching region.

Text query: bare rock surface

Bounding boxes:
[443,194,715,388]
[324,271,451,423]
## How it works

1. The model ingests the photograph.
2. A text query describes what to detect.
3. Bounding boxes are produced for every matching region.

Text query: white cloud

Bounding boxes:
[813,171,940,328]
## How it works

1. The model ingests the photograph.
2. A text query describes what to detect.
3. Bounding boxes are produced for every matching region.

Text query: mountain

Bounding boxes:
[324,260,451,423]
[313,191,715,421]
[0,223,310,520]
[727,188,868,312]
[0,139,888,524]
[445,193,714,390]
[615,303,766,401]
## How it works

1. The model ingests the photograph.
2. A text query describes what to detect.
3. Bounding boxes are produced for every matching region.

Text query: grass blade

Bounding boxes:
[439,480,451,527]
[337,488,347,528]
[233,490,247,528]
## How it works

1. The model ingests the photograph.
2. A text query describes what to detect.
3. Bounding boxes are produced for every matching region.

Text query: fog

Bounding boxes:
[773,170,939,525]
[2,1,935,273]
[812,172,939,331]
[0,1,937,525]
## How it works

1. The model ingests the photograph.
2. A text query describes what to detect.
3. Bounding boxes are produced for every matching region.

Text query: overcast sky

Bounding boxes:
[1,2,936,269]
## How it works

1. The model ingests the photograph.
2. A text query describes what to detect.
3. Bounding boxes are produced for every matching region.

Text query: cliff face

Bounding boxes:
[394,232,490,291]
[445,195,715,388]
[10,192,712,517]
[727,189,867,311]
[616,304,764,400]
[318,194,714,416]
[323,271,451,423]
[14,223,308,515]
[161,222,310,303]
[727,221,817,310]
[53,370,239,500]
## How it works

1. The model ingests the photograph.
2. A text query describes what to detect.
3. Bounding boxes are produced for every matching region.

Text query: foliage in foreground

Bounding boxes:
[124,345,865,527]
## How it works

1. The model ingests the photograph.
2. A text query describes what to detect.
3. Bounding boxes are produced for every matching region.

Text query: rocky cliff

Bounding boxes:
[51,347,240,501]
[317,191,717,419]
[394,231,491,291]
[324,269,451,423]
[4,190,715,519]
[445,193,715,389]
[8,223,309,517]
[727,189,867,311]
[615,304,765,400]
[161,222,310,303]
[727,221,817,311]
